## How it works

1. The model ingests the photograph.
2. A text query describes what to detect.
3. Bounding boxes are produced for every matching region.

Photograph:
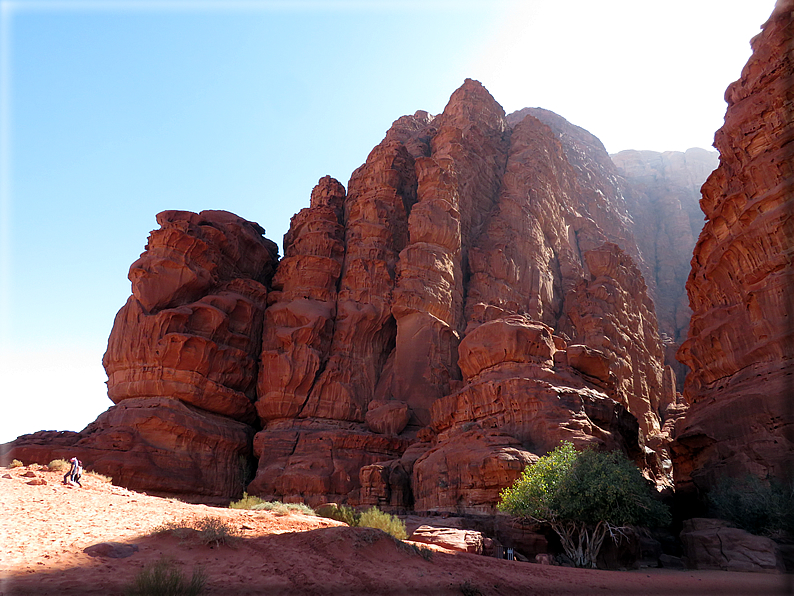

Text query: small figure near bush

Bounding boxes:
[63,457,82,487]
[498,441,670,568]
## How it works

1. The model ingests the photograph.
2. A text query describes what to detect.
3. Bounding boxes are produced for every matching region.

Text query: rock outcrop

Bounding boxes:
[680,518,783,573]
[4,80,681,511]
[4,210,279,501]
[672,0,794,494]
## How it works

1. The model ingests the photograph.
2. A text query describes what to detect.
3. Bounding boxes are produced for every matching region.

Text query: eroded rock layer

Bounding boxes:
[672,1,794,493]
[105,210,279,424]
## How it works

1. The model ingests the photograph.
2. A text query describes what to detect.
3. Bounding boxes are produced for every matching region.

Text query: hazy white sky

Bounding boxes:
[0,0,778,443]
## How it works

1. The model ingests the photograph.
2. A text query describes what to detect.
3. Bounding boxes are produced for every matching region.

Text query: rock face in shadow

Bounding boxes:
[611,148,720,390]
[672,1,794,495]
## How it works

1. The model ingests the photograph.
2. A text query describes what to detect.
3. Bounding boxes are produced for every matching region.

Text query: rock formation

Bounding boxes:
[5,210,279,501]
[4,80,686,511]
[672,0,794,494]
[612,148,720,389]
[253,80,673,510]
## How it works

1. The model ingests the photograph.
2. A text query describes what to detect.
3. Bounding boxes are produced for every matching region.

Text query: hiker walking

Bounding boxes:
[74,460,83,488]
[64,457,80,487]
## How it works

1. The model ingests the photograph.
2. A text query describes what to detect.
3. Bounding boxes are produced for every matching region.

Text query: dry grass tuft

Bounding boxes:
[152,516,242,547]
[48,459,71,472]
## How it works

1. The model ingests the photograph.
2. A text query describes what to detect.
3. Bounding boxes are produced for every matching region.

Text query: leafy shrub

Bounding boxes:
[153,517,241,547]
[358,506,408,540]
[316,503,361,527]
[708,475,794,538]
[315,504,407,540]
[9,459,23,468]
[125,557,205,596]
[498,441,670,568]
[48,459,71,472]
[229,493,315,516]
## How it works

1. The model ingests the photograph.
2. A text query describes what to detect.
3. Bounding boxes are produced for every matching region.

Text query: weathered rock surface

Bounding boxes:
[672,1,794,494]
[409,525,486,554]
[3,397,255,501]
[246,80,671,508]
[105,210,279,423]
[247,420,408,506]
[680,518,783,573]
[612,148,719,389]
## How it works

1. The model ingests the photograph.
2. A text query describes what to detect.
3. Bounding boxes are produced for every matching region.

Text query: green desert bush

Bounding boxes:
[153,516,241,547]
[316,503,361,527]
[253,501,315,516]
[125,557,206,596]
[315,503,407,540]
[229,493,314,516]
[9,459,23,468]
[498,441,670,568]
[708,475,794,538]
[48,459,71,472]
[358,506,408,540]
[229,492,266,509]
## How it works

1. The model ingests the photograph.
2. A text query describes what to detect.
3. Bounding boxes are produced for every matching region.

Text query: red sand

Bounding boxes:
[1,465,791,595]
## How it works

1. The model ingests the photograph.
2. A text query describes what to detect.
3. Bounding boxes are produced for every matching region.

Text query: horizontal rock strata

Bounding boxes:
[672,0,794,494]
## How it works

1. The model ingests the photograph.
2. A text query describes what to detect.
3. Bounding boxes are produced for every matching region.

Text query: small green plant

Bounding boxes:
[229,493,315,516]
[708,475,794,538]
[153,517,241,547]
[125,557,205,596]
[48,459,71,472]
[9,459,23,468]
[229,492,266,509]
[316,503,361,527]
[498,441,670,568]
[358,506,408,540]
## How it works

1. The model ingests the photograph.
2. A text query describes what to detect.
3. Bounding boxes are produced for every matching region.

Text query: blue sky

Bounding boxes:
[0,0,777,443]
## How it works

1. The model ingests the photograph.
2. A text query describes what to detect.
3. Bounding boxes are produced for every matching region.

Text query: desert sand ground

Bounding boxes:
[1,465,791,596]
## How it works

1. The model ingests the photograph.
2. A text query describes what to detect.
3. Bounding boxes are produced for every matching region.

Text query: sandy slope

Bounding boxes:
[1,465,791,596]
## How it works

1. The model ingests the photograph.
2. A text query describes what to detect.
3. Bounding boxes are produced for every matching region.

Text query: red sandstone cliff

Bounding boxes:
[3,81,681,510]
[672,0,794,494]
[247,81,673,510]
